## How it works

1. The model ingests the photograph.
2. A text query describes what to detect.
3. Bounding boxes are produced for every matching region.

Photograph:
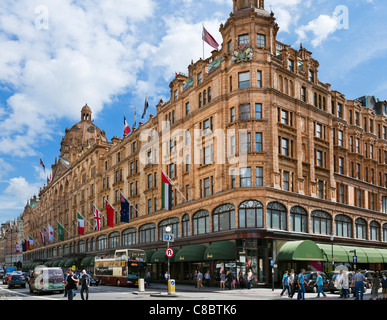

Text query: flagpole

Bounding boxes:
[202,23,205,59]
[161,169,187,202]
[126,196,143,217]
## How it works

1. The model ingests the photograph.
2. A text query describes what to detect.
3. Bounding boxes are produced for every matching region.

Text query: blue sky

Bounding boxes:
[0,0,386,224]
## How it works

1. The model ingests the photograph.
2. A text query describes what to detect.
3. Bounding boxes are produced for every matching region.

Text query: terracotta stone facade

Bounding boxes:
[23,0,387,282]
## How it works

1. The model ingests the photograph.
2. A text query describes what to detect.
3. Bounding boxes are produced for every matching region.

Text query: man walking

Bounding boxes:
[297,269,306,300]
[280,271,290,297]
[314,271,327,299]
[79,270,91,300]
[65,268,79,300]
[353,269,365,300]
[196,270,203,290]
[289,269,296,298]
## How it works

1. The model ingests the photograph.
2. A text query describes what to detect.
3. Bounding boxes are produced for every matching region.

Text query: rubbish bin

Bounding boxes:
[138,278,145,292]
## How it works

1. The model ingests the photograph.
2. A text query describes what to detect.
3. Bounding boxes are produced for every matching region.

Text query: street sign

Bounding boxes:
[166,248,174,258]
[353,256,357,264]
[163,234,174,242]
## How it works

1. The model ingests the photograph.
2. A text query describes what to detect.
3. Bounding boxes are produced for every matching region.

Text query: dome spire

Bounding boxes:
[81,103,92,122]
[233,0,264,12]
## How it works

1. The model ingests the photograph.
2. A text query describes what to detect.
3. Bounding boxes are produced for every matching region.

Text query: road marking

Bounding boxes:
[0,287,59,300]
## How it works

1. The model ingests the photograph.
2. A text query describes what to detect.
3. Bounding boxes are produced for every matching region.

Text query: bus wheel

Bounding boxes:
[116,279,121,287]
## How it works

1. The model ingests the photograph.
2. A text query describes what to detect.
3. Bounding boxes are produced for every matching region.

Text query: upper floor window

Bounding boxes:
[257,34,266,47]
[238,71,250,89]
[238,34,249,46]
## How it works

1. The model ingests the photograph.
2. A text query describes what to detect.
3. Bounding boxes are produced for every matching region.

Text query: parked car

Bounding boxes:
[364,270,375,288]
[0,271,4,279]
[327,271,366,294]
[88,273,99,286]
[29,266,65,295]
[8,274,26,289]
[303,271,329,293]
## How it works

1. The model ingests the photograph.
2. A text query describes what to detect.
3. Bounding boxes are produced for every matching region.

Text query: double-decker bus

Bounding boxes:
[94,249,147,287]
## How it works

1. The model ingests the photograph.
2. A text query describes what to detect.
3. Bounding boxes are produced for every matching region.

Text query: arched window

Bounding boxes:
[238,200,263,228]
[193,210,209,235]
[290,206,308,233]
[159,218,180,240]
[78,240,85,253]
[335,215,352,238]
[182,214,190,237]
[369,221,380,241]
[267,202,287,230]
[139,223,156,244]
[383,224,387,242]
[108,231,120,248]
[91,238,95,251]
[122,228,136,246]
[213,204,235,232]
[97,235,107,250]
[311,211,332,235]
[355,218,367,240]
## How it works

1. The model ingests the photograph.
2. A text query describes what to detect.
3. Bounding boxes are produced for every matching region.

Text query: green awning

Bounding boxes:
[64,259,76,268]
[151,249,168,263]
[317,244,349,263]
[145,250,155,261]
[80,256,95,267]
[363,248,384,263]
[204,241,236,261]
[340,246,368,263]
[174,244,207,262]
[377,249,387,263]
[44,261,53,267]
[51,260,60,267]
[277,240,325,261]
[58,260,67,267]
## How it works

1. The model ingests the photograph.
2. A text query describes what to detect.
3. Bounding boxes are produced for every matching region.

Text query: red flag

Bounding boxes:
[202,26,219,50]
[105,200,115,228]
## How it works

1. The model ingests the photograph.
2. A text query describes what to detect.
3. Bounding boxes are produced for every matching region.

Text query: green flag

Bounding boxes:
[57,221,64,241]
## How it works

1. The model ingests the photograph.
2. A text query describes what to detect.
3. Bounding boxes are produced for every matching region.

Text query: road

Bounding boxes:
[0,282,378,301]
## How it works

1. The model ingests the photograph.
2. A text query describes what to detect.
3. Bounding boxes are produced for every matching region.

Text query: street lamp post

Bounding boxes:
[165,226,171,295]
[330,233,334,270]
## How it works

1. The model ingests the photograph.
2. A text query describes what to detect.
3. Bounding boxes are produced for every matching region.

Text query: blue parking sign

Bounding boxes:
[353,256,357,263]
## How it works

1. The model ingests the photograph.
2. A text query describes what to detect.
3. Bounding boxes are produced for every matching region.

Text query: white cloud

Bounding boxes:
[0,0,156,157]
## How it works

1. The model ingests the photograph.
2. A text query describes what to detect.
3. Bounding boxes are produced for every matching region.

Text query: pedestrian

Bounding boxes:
[146,270,151,287]
[314,271,327,299]
[220,271,226,290]
[238,271,245,289]
[370,271,380,300]
[381,273,387,300]
[280,271,290,297]
[64,271,69,297]
[288,269,295,298]
[65,268,79,300]
[342,271,349,299]
[353,269,366,300]
[297,269,306,300]
[196,270,203,290]
[164,271,169,284]
[226,271,233,290]
[247,269,252,290]
[205,270,211,287]
[335,270,344,298]
[79,269,90,300]
[194,270,198,288]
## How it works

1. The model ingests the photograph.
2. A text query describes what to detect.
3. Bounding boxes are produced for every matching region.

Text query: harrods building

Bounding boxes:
[22,0,387,286]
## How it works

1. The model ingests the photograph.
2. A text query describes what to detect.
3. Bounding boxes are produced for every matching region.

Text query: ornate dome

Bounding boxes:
[60,105,107,163]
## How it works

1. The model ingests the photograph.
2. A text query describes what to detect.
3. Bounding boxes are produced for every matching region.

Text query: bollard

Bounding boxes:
[138,278,145,292]
[168,279,175,295]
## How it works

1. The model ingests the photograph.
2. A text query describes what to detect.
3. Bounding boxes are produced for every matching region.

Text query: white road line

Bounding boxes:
[0,287,59,300]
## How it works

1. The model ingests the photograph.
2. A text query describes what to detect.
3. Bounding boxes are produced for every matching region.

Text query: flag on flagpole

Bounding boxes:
[105,199,115,228]
[202,26,219,50]
[40,159,46,172]
[120,192,130,223]
[123,114,131,136]
[28,236,34,250]
[39,231,45,246]
[77,212,85,235]
[16,242,20,253]
[161,171,172,210]
[142,96,149,119]
[57,221,64,241]
[44,227,49,244]
[22,240,26,252]
[48,224,54,243]
[93,204,102,231]
[133,105,137,129]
